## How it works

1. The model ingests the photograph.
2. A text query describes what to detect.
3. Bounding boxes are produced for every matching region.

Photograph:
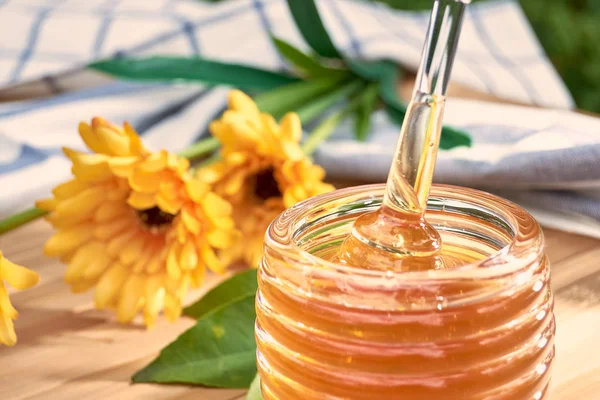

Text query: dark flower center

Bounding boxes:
[137,207,176,227]
[254,168,281,200]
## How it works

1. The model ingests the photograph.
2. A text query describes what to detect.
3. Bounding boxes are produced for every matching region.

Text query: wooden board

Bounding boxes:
[1,221,600,399]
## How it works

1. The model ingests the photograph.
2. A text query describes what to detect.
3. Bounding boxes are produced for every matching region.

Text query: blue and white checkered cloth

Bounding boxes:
[1,0,599,238]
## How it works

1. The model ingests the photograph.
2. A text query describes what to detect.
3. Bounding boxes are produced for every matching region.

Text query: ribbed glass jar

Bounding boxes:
[256,184,554,400]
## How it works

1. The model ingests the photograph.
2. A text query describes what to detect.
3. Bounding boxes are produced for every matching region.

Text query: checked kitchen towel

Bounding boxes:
[1,0,599,237]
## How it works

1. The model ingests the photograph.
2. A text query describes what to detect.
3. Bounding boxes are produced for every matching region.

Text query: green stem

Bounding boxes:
[301,108,348,156]
[0,207,48,235]
[295,79,364,125]
[301,82,378,155]
[176,137,220,160]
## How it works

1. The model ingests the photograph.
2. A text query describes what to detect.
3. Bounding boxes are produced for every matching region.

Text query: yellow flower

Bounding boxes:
[198,90,334,267]
[0,251,40,346]
[37,117,236,328]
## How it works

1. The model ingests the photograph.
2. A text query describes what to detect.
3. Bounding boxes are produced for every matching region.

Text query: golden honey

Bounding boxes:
[256,185,554,399]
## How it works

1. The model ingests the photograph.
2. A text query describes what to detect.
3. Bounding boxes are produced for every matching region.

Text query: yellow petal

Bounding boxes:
[0,284,18,320]
[229,90,260,121]
[117,274,144,323]
[94,201,127,222]
[71,279,98,293]
[281,140,305,161]
[145,249,164,274]
[129,169,161,193]
[280,112,302,142]
[120,237,146,266]
[107,229,137,257]
[82,250,112,280]
[190,265,206,288]
[184,179,209,203]
[123,122,145,156]
[143,274,165,328]
[224,152,247,166]
[208,215,235,230]
[164,292,181,322]
[0,257,39,290]
[94,263,128,309]
[44,224,94,257]
[79,121,111,154]
[0,310,17,346]
[52,179,89,199]
[64,241,104,284]
[156,192,183,215]
[179,241,198,271]
[166,153,189,173]
[206,229,232,249]
[95,124,130,156]
[35,198,58,211]
[200,245,225,274]
[108,157,139,178]
[166,243,182,280]
[127,191,157,210]
[223,170,246,196]
[196,161,227,184]
[139,151,167,173]
[201,192,232,217]
[177,220,187,243]
[55,186,107,219]
[132,244,154,273]
[63,148,112,182]
[283,190,298,209]
[181,208,201,235]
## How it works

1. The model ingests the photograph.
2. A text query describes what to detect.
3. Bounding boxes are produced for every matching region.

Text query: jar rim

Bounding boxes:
[265,184,544,282]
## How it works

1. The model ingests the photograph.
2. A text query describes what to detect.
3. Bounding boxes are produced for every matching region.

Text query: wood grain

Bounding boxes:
[0,221,599,399]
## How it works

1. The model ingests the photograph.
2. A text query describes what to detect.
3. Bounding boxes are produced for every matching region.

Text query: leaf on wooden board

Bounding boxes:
[353,83,380,141]
[246,374,263,400]
[90,56,300,91]
[184,269,258,320]
[272,36,346,78]
[132,295,257,388]
[286,0,341,59]
[253,75,349,121]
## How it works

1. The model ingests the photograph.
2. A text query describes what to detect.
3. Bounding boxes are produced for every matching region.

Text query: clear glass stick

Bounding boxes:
[384,0,469,215]
[336,0,470,268]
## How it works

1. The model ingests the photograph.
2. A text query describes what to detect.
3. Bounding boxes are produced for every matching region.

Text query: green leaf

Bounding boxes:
[287,0,341,59]
[272,37,346,78]
[301,82,369,155]
[301,106,349,156]
[133,295,257,388]
[348,60,407,114]
[246,374,263,400]
[385,104,472,150]
[295,79,365,125]
[254,75,350,120]
[439,126,472,150]
[90,56,300,91]
[353,83,380,141]
[183,269,258,320]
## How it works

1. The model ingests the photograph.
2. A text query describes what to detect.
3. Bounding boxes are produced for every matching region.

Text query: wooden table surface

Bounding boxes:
[1,221,600,399]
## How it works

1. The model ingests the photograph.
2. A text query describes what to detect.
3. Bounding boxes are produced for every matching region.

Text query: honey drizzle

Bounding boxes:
[336,0,469,271]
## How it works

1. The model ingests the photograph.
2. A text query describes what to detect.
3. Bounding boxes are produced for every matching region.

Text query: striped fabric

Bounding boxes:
[1,0,599,238]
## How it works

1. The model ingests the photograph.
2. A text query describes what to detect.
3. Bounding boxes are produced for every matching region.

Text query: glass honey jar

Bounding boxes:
[256,184,554,399]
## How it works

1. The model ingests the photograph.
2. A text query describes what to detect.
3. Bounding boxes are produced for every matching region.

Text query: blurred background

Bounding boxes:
[377,0,600,114]
[1,0,599,239]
